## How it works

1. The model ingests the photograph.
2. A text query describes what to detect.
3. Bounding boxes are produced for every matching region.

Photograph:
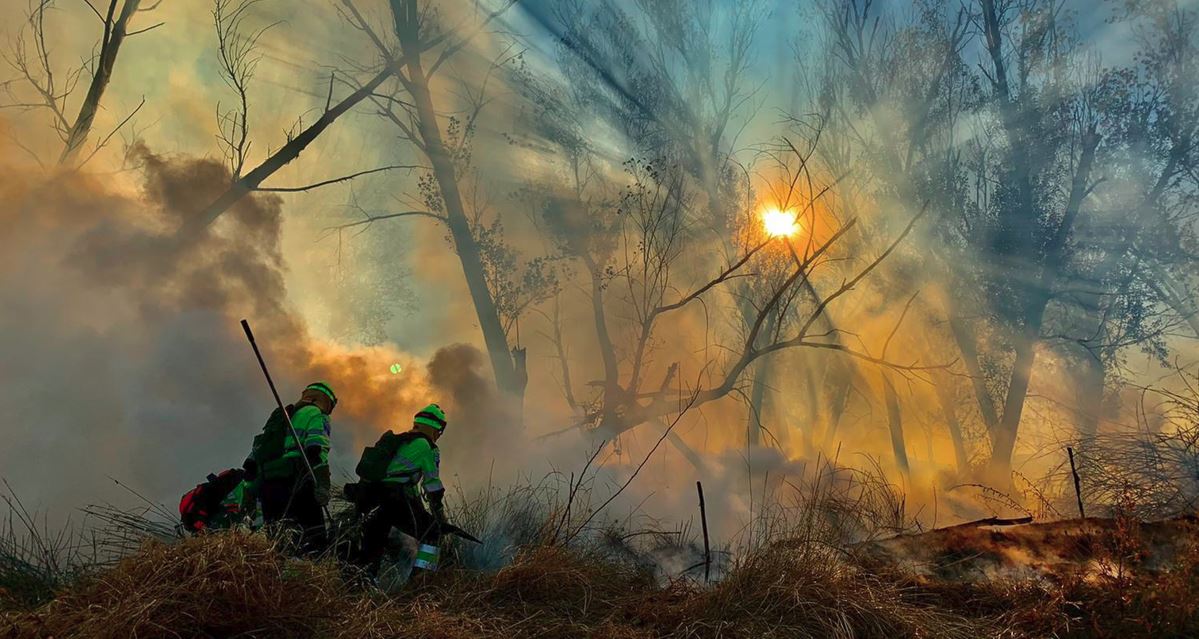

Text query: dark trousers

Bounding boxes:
[260,475,326,555]
[357,483,440,574]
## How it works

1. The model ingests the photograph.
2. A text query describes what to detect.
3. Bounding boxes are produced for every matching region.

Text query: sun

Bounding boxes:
[762,208,799,238]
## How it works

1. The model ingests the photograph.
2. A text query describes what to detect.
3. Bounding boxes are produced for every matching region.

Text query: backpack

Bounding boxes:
[180,468,246,532]
[251,404,299,480]
[356,430,432,482]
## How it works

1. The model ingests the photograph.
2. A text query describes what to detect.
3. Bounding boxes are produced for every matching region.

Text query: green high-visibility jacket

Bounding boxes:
[383,435,444,496]
[281,404,331,470]
[221,480,256,518]
[208,480,257,529]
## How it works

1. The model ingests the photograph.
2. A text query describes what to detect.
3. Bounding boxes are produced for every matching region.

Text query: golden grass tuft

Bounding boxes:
[0,530,1055,639]
[3,531,347,638]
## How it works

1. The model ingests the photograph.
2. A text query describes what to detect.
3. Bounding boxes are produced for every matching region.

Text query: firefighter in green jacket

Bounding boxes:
[245,381,336,555]
[211,478,258,529]
[358,404,448,577]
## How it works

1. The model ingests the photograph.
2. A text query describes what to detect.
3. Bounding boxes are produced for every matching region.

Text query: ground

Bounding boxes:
[4,515,1199,638]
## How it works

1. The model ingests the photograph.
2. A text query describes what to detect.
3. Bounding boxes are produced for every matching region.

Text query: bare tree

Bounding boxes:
[332,0,531,408]
[212,0,274,180]
[531,129,934,454]
[2,0,161,167]
[185,0,436,236]
[806,0,1165,481]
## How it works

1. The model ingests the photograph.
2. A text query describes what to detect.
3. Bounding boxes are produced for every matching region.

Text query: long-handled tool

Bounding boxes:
[440,522,482,544]
[240,319,330,520]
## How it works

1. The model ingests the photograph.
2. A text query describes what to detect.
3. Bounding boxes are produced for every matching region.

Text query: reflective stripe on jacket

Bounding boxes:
[281,404,331,469]
[383,435,443,495]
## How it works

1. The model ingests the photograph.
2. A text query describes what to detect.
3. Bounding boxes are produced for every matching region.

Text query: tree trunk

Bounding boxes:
[663,419,708,475]
[931,368,970,474]
[821,368,853,449]
[60,0,143,165]
[746,356,772,447]
[189,67,393,232]
[798,277,866,449]
[745,311,779,447]
[987,312,1043,478]
[988,129,1098,476]
[396,20,520,402]
[882,372,910,476]
[1074,352,1106,441]
[947,312,1000,431]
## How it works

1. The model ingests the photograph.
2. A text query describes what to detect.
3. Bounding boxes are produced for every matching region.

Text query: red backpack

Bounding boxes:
[180,468,246,532]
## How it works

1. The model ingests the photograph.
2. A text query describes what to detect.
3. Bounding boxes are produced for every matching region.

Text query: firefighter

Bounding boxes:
[356,404,448,578]
[179,469,256,532]
[244,382,336,555]
[213,477,258,528]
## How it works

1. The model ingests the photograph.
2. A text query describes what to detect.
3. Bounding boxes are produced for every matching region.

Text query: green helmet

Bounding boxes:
[305,382,337,408]
[414,403,446,432]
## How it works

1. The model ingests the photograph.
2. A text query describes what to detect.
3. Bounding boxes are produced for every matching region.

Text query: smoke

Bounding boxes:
[0,138,506,512]
[4,0,1199,551]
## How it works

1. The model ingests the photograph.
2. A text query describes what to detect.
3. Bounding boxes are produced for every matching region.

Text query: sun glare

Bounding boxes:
[762,208,799,238]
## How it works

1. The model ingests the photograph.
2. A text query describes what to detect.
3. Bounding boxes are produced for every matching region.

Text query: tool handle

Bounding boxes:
[241,319,284,410]
[241,319,327,521]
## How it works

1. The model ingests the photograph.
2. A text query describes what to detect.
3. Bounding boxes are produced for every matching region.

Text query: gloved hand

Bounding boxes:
[314,482,331,506]
[429,491,448,526]
[313,463,332,506]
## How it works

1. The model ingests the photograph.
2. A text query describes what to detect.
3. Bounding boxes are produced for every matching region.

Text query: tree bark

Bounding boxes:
[187,67,392,233]
[931,368,970,474]
[947,312,1000,431]
[394,10,519,400]
[989,127,1099,476]
[746,356,771,447]
[882,372,910,475]
[987,305,1044,478]
[60,0,143,165]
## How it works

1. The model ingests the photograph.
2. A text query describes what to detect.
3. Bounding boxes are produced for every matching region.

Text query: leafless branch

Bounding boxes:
[76,93,143,168]
[214,0,277,178]
[125,21,163,36]
[324,209,445,234]
[254,163,426,193]
[565,388,701,543]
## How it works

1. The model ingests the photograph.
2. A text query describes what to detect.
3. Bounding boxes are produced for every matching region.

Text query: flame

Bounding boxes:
[762,208,800,238]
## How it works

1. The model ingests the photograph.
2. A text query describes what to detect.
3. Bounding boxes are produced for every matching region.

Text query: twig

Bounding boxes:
[566,391,700,542]
[697,480,711,583]
[254,164,426,192]
[1068,447,1086,519]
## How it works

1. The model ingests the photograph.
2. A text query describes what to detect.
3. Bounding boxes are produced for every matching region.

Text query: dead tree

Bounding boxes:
[812,0,1135,480]
[212,0,273,180]
[333,0,530,407]
[548,141,937,452]
[185,0,433,236]
[2,0,161,167]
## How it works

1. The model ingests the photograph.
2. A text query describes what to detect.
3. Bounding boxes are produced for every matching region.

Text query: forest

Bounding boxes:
[2,0,1199,637]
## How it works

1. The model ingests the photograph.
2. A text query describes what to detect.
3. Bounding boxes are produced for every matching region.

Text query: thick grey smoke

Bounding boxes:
[0,142,510,514]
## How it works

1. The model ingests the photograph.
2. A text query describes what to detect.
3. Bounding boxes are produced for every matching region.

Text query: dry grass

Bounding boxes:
[2,530,998,639]
[657,545,991,638]
[870,514,1199,638]
[5,503,1199,638]
[6,450,1199,638]
[3,532,345,638]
